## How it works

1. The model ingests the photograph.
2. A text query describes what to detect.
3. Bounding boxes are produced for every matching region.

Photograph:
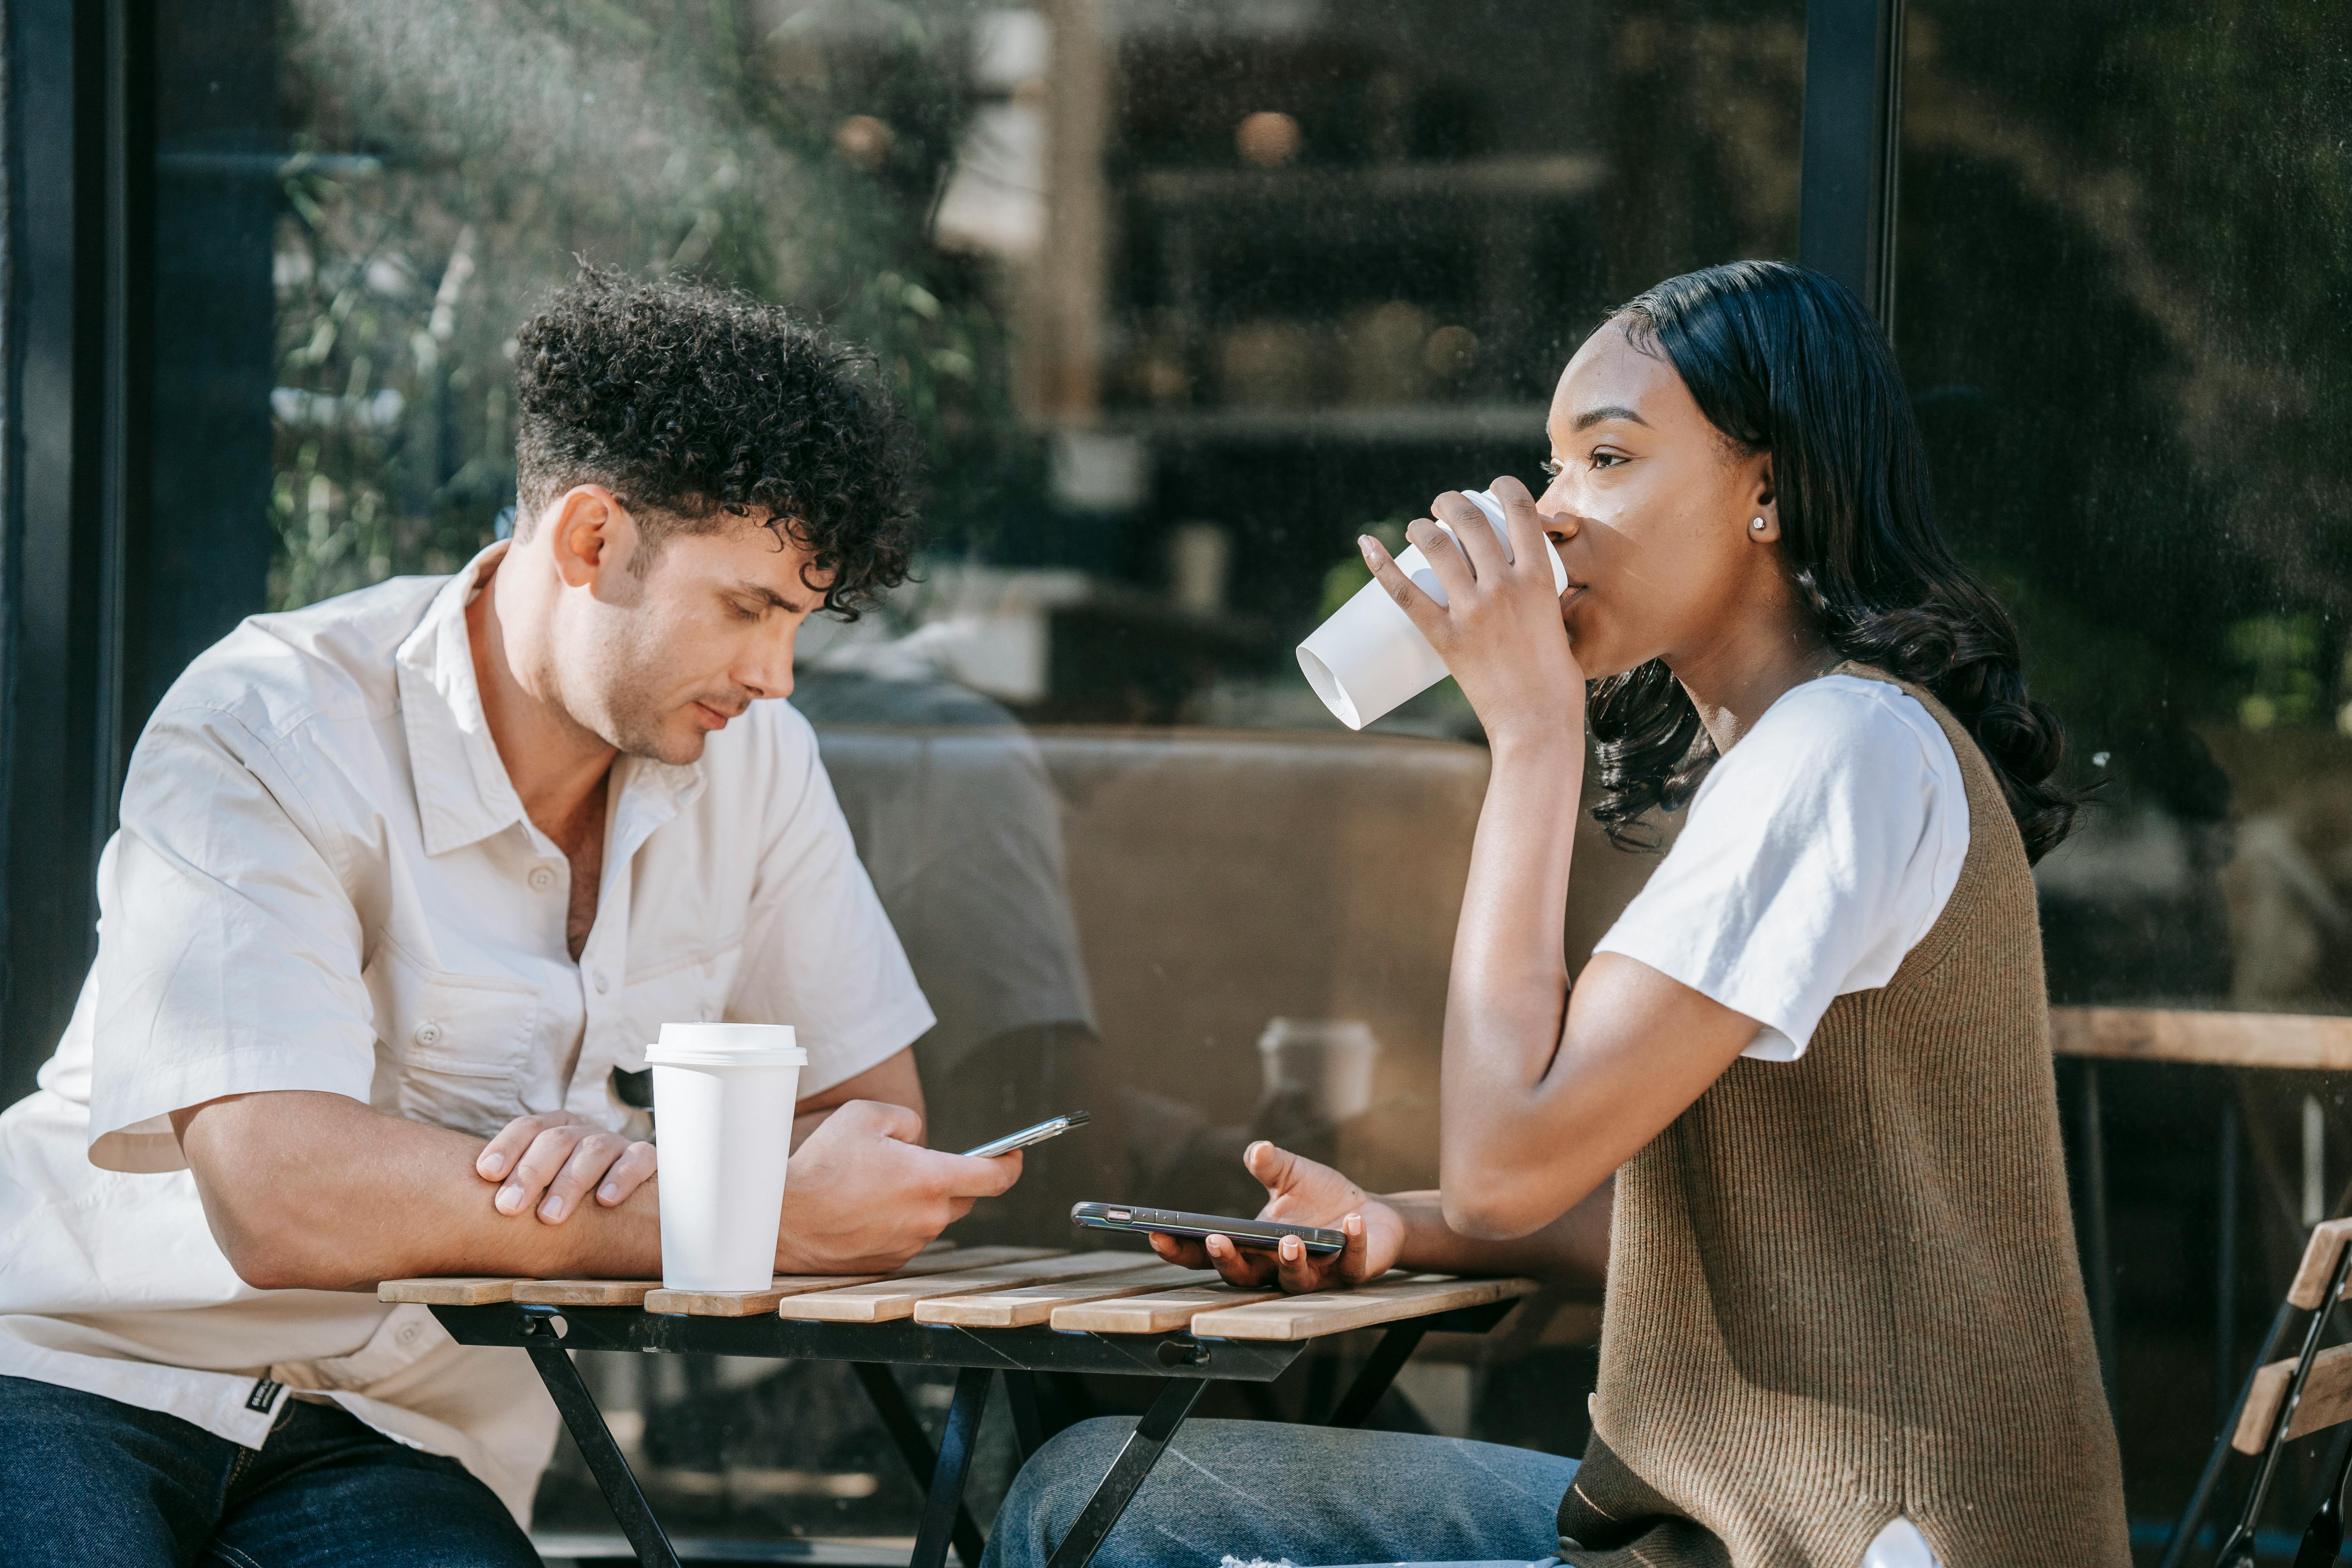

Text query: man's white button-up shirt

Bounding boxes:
[0,545,935,1520]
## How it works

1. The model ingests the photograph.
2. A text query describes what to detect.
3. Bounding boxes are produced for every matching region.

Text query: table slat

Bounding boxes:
[915,1263,1212,1328]
[1187,1274,1539,1342]
[1049,1280,1288,1334]
[514,1279,666,1307]
[644,1247,1060,1317]
[377,1276,523,1306]
[782,1250,1141,1323]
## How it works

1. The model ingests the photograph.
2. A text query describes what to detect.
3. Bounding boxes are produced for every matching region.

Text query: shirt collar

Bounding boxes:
[391,545,713,858]
[395,544,532,857]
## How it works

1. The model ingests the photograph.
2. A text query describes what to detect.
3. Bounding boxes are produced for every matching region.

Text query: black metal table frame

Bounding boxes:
[430,1298,1517,1568]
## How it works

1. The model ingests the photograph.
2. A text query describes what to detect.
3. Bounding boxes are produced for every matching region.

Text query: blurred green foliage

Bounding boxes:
[269,0,1041,610]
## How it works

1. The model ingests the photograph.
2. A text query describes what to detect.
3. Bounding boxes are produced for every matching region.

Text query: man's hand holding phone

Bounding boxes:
[1147,1140,1405,1293]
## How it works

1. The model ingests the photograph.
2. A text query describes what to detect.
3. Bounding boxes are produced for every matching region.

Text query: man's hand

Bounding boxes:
[776,1100,1022,1274]
[1146,1140,1404,1294]
[474,1111,656,1224]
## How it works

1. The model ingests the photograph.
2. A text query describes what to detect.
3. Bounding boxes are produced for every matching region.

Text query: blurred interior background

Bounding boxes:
[8,0,2352,1561]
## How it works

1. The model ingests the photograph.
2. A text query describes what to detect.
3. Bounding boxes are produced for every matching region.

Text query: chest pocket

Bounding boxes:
[363,941,539,1138]
[614,941,745,1063]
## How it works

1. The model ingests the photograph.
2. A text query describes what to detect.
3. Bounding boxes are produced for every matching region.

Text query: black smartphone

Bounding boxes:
[960,1111,1090,1160]
[1071,1201,1347,1256]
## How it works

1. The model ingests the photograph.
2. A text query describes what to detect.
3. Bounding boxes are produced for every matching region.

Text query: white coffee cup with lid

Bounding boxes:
[646,1022,806,1291]
[1296,488,1568,731]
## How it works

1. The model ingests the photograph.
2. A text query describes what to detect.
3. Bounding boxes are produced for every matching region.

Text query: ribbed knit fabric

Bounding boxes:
[1554,665,2129,1568]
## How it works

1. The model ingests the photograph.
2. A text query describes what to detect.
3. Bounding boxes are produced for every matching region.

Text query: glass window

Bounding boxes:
[1899,0,2352,1528]
[163,0,1803,1548]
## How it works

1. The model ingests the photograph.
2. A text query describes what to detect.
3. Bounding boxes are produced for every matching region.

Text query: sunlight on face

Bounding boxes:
[1534,319,1774,682]
[562,510,833,764]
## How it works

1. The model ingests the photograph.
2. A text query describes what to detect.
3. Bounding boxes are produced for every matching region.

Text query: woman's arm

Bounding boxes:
[1362,480,1762,1240]
[1146,1141,1612,1292]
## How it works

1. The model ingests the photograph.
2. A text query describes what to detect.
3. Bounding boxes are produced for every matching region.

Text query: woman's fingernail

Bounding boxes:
[479,1154,506,1177]
[599,1184,620,1205]
[540,1197,566,1221]
[1283,1236,1300,1260]
[1358,535,1380,566]
[1346,1213,1363,1235]
[496,1185,523,1214]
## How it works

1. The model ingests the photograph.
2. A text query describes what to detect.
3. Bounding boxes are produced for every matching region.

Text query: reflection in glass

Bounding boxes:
[1900,1,2352,1529]
[192,0,1808,1546]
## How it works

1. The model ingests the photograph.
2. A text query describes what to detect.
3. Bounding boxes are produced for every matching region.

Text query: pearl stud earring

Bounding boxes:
[1750,516,1768,532]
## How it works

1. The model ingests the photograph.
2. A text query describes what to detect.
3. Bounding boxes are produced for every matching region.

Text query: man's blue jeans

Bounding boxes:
[0,1375,541,1567]
[980,1417,1575,1568]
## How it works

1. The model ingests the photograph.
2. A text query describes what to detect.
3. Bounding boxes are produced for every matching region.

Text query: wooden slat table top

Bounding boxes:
[914,1263,1212,1328]
[381,1252,1537,1343]
[781,1250,1144,1323]
[2051,1005,2352,1072]
[1049,1280,1287,1334]
[1187,1272,1539,1342]
[644,1247,1060,1317]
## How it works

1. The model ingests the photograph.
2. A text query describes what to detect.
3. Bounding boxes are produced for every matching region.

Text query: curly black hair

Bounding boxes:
[513,268,921,617]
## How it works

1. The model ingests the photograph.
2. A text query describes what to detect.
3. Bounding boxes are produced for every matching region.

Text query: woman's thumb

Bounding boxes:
[1245,1140,1299,1192]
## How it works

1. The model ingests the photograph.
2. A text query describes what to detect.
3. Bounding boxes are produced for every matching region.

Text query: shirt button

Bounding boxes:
[413,1021,444,1047]
[592,969,610,994]
[527,866,556,891]
[397,1323,420,1346]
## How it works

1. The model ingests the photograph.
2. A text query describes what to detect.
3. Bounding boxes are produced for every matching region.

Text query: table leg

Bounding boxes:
[1044,1377,1209,1568]
[911,1366,995,1568]
[2081,1060,2119,1411]
[516,1310,681,1568]
[1005,1370,1046,1462]
[2160,1295,2296,1568]
[1326,1321,1430,1429]
[852,1363,987,1568]
[2218,1100,2240,1431]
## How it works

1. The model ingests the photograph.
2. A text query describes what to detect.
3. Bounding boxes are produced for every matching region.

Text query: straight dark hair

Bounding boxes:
[1587,260,2082,864]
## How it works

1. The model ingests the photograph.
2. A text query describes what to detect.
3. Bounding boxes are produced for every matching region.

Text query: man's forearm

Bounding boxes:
[175,1091,660,1291]
[1387,1177,1611,1289]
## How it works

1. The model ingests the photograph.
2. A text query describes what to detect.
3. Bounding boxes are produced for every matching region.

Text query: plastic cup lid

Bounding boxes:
[644,1023,805,1068]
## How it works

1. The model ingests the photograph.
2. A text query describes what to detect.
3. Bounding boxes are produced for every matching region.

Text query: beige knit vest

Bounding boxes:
[1555,666,2130,1568]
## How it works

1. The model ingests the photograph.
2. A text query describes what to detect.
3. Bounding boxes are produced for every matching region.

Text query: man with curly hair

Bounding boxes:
[0,273,1016,1565]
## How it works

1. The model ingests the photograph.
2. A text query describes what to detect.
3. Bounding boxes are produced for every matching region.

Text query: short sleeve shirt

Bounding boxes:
[1592,674,1970,1060]
[0,544,934,1518]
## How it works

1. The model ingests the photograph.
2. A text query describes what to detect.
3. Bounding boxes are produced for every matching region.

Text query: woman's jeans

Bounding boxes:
[981,1416,1575,1568]
[0,1374,541,1568]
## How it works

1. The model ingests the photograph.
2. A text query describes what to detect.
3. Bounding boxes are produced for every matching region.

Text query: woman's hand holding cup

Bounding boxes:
[1358,475,1584,747]
[1146,1140,1404,1294]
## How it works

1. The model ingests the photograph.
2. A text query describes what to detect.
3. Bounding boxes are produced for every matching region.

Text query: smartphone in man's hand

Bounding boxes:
[960,1111,1090,1160]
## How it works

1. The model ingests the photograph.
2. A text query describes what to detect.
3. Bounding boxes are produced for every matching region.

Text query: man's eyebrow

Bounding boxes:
[1572,405,1649,432]
[737,581,811,613]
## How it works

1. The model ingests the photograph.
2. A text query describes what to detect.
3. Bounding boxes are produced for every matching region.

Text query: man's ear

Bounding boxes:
[544,486,639,588]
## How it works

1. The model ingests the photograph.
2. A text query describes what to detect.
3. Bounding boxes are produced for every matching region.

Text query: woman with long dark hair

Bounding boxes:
[984,261,2128,1568]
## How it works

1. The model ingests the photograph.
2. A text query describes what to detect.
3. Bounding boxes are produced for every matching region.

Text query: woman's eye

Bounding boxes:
[1590,450,1626,470]
[1539,457,1564,480]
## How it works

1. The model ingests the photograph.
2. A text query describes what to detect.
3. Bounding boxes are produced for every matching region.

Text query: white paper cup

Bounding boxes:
[646,1022,807,1292]
[1258,1018,1380,1123]
[1297,488,1569,730]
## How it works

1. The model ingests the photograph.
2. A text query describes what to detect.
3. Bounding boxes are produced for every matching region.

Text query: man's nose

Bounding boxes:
[737,621,799,701]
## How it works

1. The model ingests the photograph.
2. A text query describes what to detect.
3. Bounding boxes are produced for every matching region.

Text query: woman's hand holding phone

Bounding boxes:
[1145,1140,1405,1293]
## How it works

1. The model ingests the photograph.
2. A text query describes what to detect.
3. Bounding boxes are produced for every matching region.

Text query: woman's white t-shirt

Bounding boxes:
[1592,673,1971,1060]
